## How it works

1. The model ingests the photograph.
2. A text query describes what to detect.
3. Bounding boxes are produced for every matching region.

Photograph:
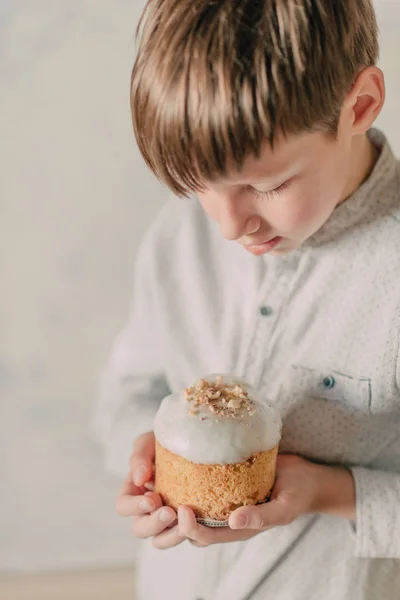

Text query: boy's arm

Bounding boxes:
[349,458,400,559]
[91,229,169,478]
[345,347,400,559]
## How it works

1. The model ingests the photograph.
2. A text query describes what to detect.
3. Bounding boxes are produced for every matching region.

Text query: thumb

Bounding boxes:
[229,494,295,530]
[131,431,155,486]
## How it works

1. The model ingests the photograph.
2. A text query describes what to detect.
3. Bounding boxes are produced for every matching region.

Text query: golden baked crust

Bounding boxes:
[155,440,278,521]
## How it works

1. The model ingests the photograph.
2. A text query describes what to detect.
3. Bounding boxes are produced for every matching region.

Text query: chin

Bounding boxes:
[270,248,292,256]
[270,242,298,255]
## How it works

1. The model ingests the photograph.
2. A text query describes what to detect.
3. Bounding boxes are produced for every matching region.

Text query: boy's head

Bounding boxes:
[131,1,384,255]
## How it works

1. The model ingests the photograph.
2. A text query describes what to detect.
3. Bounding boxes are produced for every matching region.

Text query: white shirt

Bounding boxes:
[93,129,400,600]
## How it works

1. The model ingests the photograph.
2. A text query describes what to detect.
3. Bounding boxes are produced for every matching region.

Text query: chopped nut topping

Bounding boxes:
[206,387,221,400]
[184,378,256,420]
[227,397,242,409]
[195,379,207,391]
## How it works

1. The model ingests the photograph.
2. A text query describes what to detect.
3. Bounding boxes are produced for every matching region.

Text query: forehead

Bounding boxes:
[214,131,325,186]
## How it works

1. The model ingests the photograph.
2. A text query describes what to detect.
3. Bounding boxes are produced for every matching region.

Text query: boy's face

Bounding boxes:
[197,126,354,256]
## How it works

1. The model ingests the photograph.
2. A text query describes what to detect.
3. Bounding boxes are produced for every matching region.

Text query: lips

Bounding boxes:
[244,236,283,255]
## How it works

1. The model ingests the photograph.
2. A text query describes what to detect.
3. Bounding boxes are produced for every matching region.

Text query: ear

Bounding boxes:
[344,67,385,135]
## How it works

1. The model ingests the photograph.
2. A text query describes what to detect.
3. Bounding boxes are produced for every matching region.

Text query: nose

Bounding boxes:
[218,194,261,241]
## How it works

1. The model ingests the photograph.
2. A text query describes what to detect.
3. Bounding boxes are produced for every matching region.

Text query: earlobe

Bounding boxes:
[349,67,385,135]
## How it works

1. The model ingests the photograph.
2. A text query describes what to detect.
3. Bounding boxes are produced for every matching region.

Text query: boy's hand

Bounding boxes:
[178,454,356,547]
[117,441,355,549]
[115,432,186,549]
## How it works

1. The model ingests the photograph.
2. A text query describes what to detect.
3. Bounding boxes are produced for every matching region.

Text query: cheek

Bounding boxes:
[276,197,321,232]
[269,173,343,234]
[267,186,324,231]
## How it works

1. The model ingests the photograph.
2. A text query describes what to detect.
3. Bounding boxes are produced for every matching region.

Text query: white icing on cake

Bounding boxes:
[154,374,282,464]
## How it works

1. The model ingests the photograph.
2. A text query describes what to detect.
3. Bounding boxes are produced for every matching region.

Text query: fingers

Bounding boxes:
[177,506,208,544]
[132,506,177,539]
[177,506,253,546]
[229,494,294,530]
[131,432,155,486]
[116,473,143,515]
[116,482,163,517]
[152,524,186,550]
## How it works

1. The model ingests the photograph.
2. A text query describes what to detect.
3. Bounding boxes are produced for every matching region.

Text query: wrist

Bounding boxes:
[309,463,356,521]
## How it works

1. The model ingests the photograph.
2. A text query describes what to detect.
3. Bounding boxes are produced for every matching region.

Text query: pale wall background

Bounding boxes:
[1,0,399,574]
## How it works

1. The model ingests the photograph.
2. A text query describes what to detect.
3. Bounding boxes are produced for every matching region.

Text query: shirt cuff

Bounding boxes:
[350,466,400,558]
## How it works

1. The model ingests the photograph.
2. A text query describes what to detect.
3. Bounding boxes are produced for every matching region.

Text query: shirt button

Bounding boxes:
[323,376,335,389]
[260,306,273,317]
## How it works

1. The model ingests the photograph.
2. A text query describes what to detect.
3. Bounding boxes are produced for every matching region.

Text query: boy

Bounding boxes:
[93,1,400,599]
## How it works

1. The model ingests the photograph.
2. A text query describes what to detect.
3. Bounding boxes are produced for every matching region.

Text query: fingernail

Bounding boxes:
[144,491,153,497]
[134,466,147,485]
[139,499,154,512]
[234,514,248,529]
[159,509,173,523]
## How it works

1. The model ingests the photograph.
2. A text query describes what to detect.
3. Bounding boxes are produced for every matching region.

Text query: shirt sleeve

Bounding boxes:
[90,225,170,479]
[348,331,400,558]
[350,464,400,558]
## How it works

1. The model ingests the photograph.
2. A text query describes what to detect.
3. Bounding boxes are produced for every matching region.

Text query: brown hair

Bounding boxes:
[131,0,379,197]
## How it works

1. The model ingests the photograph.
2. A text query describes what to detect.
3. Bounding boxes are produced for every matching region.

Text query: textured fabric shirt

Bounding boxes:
[92,129,400,600]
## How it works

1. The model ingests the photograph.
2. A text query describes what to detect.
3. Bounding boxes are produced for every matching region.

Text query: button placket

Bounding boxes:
[244,286,285,386]
[246,253,305,388]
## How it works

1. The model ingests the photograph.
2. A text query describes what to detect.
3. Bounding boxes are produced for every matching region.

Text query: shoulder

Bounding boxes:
[135,194,227,280]
[139,194,217,259]
[149,194,214,241]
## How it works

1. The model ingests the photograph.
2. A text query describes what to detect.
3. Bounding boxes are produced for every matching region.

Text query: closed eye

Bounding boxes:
[251,179,291,200]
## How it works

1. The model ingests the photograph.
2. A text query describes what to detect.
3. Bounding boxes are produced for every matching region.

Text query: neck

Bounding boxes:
[339,133,379,206]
